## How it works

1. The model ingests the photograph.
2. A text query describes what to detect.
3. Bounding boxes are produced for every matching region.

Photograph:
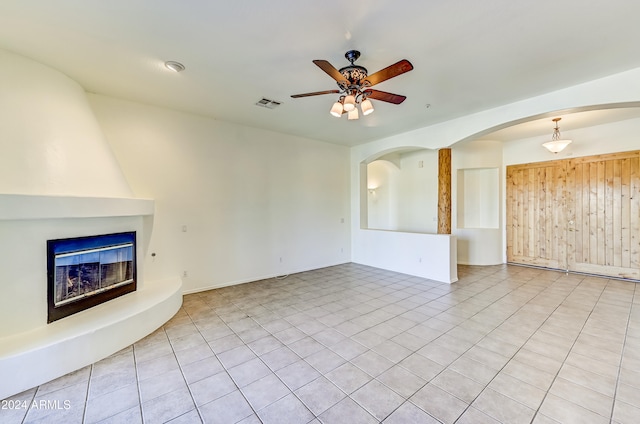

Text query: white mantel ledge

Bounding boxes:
[0,194,154,220]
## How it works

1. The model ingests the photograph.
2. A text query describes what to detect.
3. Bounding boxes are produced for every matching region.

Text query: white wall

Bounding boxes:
[356,230,457,283]
[366,160,398,230]
[457,168,499,229]
[396,150,439,233]
[452,139,503,265]
[89,95,351,293]
[0,50,131,198]
[366,150,438,233]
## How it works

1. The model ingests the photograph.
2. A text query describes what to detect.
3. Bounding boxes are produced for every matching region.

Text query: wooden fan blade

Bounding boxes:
[313,60,348,85]
[364,59,413,87]
[291,90,340,98]
[366,89,407,104]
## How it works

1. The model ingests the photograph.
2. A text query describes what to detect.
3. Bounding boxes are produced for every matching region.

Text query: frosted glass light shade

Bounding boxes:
[348,108,359,120]
[542,139,572,153]
[343,95,356,111]
[361,99,374,115]
[329,102,343,117]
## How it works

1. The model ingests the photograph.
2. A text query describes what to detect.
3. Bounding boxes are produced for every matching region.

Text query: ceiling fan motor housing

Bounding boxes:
[340,50,368,87]
[339,65,368,86]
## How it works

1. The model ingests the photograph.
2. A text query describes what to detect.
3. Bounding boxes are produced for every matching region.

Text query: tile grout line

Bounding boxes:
[608,281,637,424]
[81,364,93,424]
[19,380,38,424]
[132,342,147,423]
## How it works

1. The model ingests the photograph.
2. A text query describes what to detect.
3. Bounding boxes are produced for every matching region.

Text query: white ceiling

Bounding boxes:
[1,1,639,146]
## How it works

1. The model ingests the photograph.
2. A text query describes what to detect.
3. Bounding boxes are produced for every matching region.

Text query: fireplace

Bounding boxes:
[47,231,137,323]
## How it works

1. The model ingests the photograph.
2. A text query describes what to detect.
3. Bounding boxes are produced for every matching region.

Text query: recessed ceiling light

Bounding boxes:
[164,61,185,72]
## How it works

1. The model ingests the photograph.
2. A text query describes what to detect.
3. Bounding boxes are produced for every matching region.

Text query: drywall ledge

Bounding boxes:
[0,194,154,220]
[0,277,182,400]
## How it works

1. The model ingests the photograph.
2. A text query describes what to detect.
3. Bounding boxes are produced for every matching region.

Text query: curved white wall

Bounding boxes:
[0,49,132,197]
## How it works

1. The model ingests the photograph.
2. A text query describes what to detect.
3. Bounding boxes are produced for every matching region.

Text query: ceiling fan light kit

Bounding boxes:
[543,117,572,153]
[291,50,413,121]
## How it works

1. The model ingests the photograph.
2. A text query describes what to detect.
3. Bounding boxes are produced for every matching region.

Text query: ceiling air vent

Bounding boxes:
[255,98,282,109]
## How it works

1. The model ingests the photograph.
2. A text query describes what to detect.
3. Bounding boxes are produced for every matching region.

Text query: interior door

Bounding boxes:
[506,160,567,269]
[566,152,640,279]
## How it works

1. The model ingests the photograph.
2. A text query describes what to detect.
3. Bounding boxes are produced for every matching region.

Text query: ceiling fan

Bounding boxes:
[291,50,413,120]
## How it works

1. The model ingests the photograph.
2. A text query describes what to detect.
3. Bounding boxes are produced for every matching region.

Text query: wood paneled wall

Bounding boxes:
[507,150,640,280]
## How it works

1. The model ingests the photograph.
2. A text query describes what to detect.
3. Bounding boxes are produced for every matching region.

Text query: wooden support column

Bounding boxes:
[438,148,452,234]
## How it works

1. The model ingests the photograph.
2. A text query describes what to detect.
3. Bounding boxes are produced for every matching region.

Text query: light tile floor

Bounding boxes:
[3,263,640,423]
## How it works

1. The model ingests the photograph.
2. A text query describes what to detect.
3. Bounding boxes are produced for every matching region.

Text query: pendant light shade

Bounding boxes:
[348,108,359,120]
[542,139,572,153]
[543,118,572,153]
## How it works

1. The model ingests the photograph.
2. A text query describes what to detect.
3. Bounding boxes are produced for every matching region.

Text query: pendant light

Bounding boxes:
[542,118,572,153]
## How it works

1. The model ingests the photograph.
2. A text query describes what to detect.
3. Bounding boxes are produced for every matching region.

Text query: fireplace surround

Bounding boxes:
[0,194,182,400]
